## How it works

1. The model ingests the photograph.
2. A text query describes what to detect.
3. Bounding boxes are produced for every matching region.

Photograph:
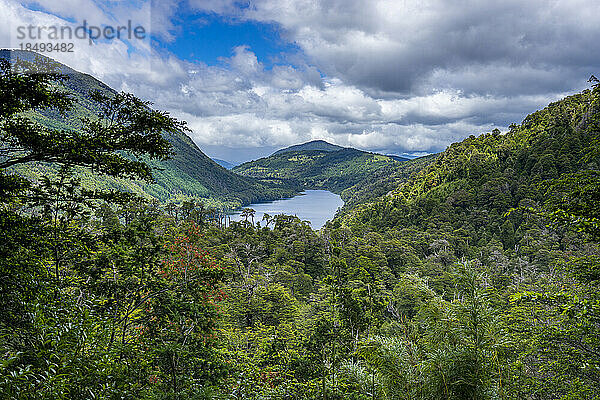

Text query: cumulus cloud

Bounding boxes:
[218,0,599,96]
[2,0,160,83]
[2,0,598,162]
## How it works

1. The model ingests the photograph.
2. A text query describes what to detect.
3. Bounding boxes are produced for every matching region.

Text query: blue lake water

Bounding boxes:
[229,190,344,229]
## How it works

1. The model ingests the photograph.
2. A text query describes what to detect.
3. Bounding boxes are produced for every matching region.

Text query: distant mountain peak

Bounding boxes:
[306,140,338,145]
[272,140,345,156]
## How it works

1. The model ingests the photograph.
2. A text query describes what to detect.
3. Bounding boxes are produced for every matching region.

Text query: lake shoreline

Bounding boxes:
[228,190,344,229]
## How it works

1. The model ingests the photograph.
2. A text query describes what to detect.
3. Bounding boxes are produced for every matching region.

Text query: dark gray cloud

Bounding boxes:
[216,0,600,97]
[180,0,600,160]
[6,0,597,162]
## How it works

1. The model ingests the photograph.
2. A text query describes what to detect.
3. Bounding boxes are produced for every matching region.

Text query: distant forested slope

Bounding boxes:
[272,139,345,155]
[339,153,437,210]
[1,50,295,209]
[233,147,411,194]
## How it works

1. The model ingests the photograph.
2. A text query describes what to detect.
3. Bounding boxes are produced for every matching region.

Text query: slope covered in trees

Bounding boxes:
[339,154,437,211]
[341,85,599,243]
[2,49,599,399]
[233,147,411,194]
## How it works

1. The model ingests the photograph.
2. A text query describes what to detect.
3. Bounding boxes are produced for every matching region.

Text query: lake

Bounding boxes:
[229,190,344,229]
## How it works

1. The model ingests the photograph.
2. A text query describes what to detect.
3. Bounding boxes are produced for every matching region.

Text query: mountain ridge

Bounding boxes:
[272,140,345,156]
[233,145,418,195]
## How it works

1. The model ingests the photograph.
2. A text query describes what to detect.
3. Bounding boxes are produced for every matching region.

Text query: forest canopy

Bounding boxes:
[1,56,599,399]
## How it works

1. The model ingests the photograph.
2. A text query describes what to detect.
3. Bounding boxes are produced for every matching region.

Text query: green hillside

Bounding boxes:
[339,153,437,210]
[233,147,406,194]
[1,50,295,209]
[341,87,600,235]
[3,48,600,399]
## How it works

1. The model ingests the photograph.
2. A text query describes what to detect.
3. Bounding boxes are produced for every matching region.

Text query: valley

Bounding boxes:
[1,49,599,400]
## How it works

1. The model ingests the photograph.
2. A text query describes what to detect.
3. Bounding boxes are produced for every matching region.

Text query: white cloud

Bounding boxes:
[2,0,598,161]
[217,0,599,96]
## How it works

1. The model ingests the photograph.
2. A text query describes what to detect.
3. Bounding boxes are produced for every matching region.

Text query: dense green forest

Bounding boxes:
[1,51,599,400]
[338,154,436,211]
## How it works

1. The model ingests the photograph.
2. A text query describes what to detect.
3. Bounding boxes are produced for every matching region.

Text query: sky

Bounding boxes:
[1,0,599,163]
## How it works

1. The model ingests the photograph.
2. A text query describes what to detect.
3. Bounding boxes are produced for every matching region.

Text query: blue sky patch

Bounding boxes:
[156,10,300,69]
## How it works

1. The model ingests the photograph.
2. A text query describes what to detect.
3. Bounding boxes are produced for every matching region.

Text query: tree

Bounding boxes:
[262,213,273,228]
[1,55,188,199]
[241,208,256,225]
[0,54,229,398]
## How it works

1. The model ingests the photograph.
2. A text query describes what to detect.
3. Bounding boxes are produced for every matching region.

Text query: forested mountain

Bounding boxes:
[233,146,408,194]
[339,153,437,210]
[341,87,599,235]
[0,50,295,209]
[272,139,345,155]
